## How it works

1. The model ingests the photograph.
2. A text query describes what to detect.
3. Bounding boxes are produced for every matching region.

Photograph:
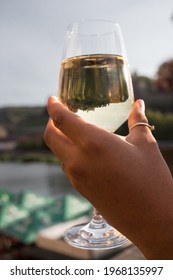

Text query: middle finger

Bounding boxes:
[44,119,73,161]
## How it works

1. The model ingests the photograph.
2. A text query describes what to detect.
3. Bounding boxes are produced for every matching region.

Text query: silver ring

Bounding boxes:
[129,122,155,132]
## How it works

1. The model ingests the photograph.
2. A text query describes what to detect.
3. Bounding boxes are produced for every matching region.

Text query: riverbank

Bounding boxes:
[0,151,60,163]
[0,143,173,176]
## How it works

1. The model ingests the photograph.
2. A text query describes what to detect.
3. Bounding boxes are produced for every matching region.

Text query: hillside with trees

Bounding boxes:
[0,59,173,166]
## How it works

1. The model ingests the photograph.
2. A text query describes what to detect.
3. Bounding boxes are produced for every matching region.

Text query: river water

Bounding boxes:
[0,162,76,197]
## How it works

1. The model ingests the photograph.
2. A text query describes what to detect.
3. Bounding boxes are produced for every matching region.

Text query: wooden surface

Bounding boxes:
[36,217,133,259]
[111,244,145,260]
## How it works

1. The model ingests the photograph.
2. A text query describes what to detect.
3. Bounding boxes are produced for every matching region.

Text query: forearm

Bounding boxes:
[137,209,173,260]
[123,174,173,259]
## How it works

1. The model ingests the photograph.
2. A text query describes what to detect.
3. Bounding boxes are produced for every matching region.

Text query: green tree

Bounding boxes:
[155,59,173,93]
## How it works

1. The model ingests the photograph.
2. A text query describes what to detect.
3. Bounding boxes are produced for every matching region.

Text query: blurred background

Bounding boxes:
[0,0,172,260]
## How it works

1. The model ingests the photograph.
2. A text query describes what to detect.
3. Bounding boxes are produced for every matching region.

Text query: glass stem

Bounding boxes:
[89,208,106,229]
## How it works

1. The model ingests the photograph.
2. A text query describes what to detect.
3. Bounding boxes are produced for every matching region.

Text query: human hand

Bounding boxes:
[44,96,173,259]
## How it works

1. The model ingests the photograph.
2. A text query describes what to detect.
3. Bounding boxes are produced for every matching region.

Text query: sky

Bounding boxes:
[0,0,173,107]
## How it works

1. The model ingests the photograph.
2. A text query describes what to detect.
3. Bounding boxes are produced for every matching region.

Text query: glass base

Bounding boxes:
[64,220,130,250]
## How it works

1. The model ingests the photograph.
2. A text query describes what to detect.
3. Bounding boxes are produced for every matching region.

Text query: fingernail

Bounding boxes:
[137,99,145,114]
[50,95,57,100]
[48,95,57,103]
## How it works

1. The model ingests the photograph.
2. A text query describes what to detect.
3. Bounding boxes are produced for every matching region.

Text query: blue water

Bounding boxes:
[0,162,76,197]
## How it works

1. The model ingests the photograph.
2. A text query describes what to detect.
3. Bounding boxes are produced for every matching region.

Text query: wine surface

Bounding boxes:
[58,54,133,131]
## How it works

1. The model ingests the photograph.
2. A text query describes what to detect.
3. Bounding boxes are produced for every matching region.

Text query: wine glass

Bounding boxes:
[58,19,134,249]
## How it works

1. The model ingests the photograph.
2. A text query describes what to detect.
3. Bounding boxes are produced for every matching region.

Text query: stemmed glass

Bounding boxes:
[58,20,134,249]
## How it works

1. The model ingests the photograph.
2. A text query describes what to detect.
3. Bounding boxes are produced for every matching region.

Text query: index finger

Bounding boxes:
[47,96,94,143]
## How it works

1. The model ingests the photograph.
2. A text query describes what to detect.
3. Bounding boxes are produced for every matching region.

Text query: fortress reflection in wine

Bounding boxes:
[58,54,133,131]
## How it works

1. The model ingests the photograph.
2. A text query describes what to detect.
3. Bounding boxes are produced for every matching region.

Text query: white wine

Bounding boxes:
[62,21,131,250]
[58,54,133,132]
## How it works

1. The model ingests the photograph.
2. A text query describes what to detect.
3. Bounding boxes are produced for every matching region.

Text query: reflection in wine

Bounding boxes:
[59,54,133,131]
